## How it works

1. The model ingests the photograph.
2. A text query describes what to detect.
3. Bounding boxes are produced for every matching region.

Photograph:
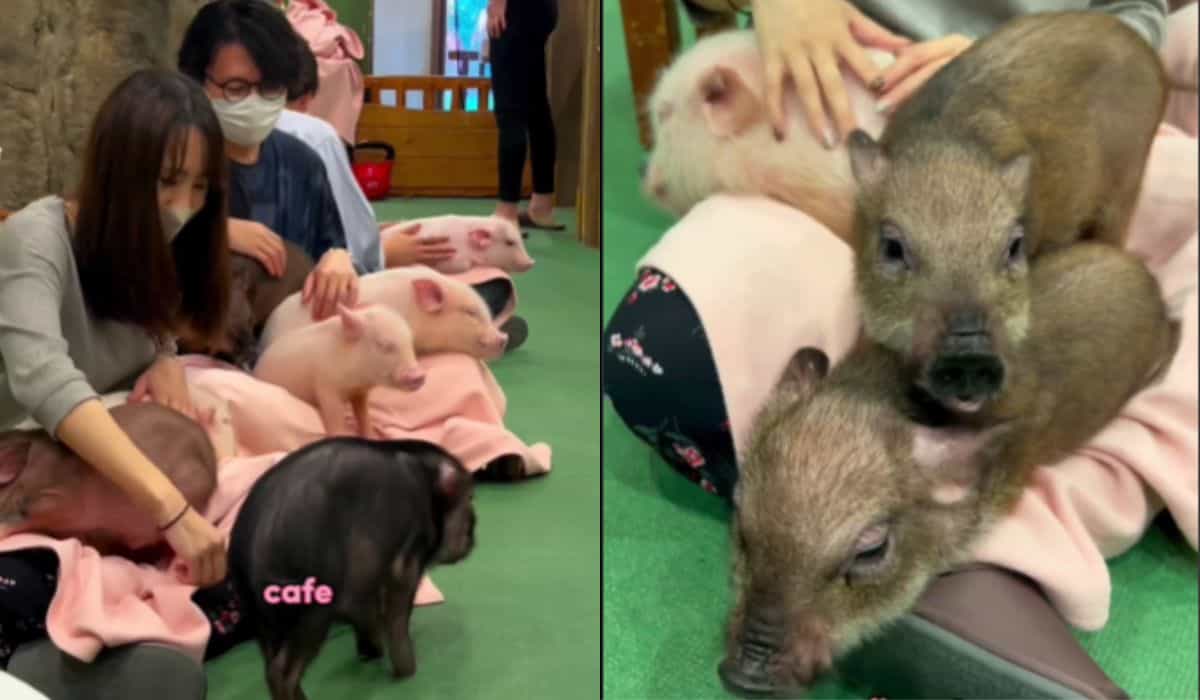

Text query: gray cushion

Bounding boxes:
[7,640,206,700]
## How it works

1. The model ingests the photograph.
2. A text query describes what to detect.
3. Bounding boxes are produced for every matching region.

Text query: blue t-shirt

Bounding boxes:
[228,130,354,269]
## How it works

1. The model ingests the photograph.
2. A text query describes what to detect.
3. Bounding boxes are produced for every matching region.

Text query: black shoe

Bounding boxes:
[475,454,525,482]
[501,316,529,353]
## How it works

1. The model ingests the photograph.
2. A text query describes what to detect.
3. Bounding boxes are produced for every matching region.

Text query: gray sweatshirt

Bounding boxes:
[0,196,156,433]
[850,0,1168,49]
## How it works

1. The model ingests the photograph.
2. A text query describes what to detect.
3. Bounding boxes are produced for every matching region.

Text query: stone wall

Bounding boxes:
[0,0,208,210]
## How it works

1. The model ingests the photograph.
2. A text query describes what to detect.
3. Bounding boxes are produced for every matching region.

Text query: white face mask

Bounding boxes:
[210,93,286,147]
[161,206,197,243]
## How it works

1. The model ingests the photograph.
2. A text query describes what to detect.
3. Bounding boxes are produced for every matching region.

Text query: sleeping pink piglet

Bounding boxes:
[382,215,536,275]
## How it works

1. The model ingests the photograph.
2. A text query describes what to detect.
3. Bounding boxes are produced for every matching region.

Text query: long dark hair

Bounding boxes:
[71,68,231,342]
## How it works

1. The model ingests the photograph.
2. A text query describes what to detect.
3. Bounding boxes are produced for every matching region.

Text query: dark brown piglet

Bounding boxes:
[0,403,219,553]
[228,437,476,700]
[722,243,1177,697]
[847,11,1167,416]
[178,242,313,369]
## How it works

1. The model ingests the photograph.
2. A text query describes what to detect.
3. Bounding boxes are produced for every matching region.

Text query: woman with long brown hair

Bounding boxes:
[0,68,239,679]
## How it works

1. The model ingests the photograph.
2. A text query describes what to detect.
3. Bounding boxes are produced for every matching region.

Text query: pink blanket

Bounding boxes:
[640,125,1198,631]
[287,0,365,146]
[0,348,550,662]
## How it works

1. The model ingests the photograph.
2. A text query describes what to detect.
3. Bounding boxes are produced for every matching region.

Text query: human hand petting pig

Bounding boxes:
[228,218,287,278]
[162,507,227,586]
[751,0,910,145]
[130,355,196,420]
[303,248,359,321]
[487,0,507,38]
[382,222,457,267]
[874,34,973,114]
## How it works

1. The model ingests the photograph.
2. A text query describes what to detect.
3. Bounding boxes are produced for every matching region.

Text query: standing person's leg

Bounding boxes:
[490,23,532,225]
[521,14,565,230]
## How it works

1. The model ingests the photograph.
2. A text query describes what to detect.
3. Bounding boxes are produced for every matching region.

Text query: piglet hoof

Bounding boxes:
[390,646,416,679]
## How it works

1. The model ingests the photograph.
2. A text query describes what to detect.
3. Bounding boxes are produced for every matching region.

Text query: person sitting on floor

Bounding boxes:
[177,0,358,322]
[278,33,532,351]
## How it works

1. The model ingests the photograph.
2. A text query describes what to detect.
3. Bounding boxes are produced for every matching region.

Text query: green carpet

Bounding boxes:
[205,198,601,698]
[600,2,1198,699]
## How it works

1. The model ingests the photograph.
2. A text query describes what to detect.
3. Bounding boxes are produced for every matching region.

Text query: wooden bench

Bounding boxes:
[356,75,532,198]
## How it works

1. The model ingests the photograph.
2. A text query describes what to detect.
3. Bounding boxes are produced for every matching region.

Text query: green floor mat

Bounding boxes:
[205,197,600,698]
[600,2,1198,699]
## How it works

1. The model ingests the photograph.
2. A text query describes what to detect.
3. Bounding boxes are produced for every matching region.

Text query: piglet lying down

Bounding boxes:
[0,403,219,554]
[229,436,476,700]
[382,215,536,275]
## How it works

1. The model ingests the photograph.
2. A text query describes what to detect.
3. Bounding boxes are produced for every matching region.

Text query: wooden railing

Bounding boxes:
[357,75,531,198]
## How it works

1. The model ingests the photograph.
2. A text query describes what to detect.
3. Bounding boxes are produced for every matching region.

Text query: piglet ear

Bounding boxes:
[773,347,830,405]
[911,423,1010,505]
[0,438,32,486]
[699,65,761,138]
[338,304,366,341]
[847,130,889,189]
[412,279,446,313]
[436,459,467,501]
[468,228,494,250]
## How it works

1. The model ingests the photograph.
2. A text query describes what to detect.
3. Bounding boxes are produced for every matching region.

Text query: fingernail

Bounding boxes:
[824,127,837,149]
[876,100,891,114]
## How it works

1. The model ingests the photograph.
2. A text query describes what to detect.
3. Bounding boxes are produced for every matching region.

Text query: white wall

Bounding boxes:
[373,0,433,76]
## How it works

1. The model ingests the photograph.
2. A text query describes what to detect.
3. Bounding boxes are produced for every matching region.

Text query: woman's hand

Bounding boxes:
[751,0,911,145]
[129,355,195,419]
[228,218,287,278]
[875,34,973,114]
[161,505,227,586]
[303,248,359,321]
[487,0,507,38]
[382,222,457,267]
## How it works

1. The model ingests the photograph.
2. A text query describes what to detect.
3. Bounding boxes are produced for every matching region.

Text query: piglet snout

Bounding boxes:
[393,367,427,392]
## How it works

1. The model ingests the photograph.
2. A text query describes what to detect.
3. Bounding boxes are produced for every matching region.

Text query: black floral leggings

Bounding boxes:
[0,547,250,668]
[602,268,738,502]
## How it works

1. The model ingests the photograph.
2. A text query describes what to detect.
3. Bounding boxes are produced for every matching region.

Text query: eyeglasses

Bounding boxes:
[205,75,287,103]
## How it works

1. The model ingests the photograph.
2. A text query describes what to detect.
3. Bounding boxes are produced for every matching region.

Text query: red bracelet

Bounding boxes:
[158,503,190,532]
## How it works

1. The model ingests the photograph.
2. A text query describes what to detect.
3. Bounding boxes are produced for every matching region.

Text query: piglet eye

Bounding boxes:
[878,223,912,272]
[845,522,893,583]
[1006,222,1026,266]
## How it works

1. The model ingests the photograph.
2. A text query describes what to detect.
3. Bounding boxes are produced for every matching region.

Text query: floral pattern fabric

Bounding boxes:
[604,268,738,501]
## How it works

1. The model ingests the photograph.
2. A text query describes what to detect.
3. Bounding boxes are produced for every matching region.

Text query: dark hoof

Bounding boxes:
[718,659,805,698]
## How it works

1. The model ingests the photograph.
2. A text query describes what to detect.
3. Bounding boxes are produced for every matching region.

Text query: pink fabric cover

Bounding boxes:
[180,355,551,476]
[0,348,549,662]
[1162,4,1198,137]
[287,0,365,145]
[639,127,1198,631]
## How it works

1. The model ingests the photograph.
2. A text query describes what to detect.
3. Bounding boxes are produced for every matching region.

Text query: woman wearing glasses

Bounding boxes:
[178,0,359,321]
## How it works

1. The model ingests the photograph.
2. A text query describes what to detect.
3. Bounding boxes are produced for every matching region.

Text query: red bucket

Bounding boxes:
[351,141,396,201]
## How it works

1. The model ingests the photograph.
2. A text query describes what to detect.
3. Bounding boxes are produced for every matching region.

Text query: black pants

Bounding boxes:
[474,279,512,319]
[0,548,250,669]
[602,269,738,501]
[490,2,558,203]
